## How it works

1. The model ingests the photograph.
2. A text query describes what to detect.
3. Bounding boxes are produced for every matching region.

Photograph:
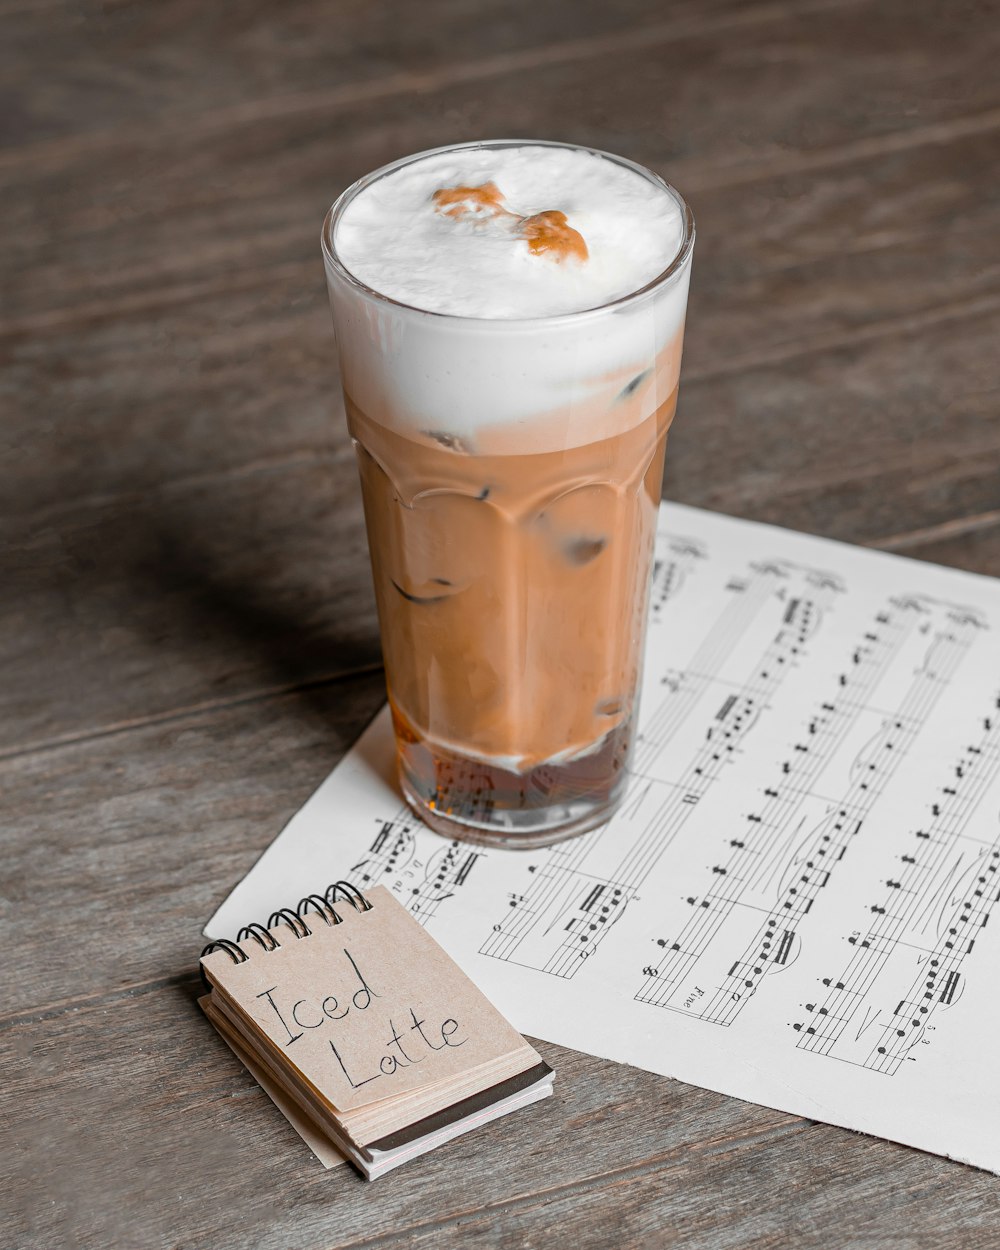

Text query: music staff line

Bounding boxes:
[864,841,1000,1074]
[636,595,982,1030]
[687,621,975,1026]
[785,840,1000,1078]
[636,599,919,1010]
[793,694,1000,1073]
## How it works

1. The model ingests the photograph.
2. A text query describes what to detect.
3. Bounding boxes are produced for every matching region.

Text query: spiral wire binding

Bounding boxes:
[268,907,311,937]
[299,893,342,925]
[199,880,373,991]
[327,880,372,913]
[237,922,279,951]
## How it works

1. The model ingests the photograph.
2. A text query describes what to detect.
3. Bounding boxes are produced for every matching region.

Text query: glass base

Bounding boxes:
[396,721,631,848]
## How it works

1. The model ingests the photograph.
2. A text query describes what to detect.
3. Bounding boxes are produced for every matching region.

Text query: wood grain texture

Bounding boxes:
[6,0,1000,327]
[2,456,383,753]
[2,675,386,1013]
[5,986,1000,1250]
[4,0,1000,1244]
[3,988,806,1250]
[2,0,765,147]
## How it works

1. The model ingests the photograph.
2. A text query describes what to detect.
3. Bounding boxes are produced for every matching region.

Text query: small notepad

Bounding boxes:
[200,880,553,1179]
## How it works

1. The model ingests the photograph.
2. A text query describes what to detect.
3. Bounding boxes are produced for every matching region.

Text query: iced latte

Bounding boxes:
[322,141,694,845]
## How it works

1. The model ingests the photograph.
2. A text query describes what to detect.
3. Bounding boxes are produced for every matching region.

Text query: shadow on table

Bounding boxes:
[35,451,386,732]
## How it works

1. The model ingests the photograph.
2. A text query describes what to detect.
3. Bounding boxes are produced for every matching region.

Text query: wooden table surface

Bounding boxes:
[4,0,1000,1246]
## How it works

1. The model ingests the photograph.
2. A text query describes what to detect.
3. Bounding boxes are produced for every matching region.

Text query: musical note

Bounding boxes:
[649,532,707,622]
[350,806,482,926]
[406,840,482,924]
[351,810,416,889]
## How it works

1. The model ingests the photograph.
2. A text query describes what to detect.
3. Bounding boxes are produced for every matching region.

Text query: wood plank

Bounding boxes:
[395,1116,1000,1249]
[5,0,999,326]
[1,673,386,1015]
[6,114,998,351]
[5,980,997,1250]
[2,278,350,527]
[0,984,789,1248]
[683,126,1000,378]
[0,0,763,148]
[4,0,993,185]
[877,515,1000,577]
[665,305,1000,538]
[1,454,380,755]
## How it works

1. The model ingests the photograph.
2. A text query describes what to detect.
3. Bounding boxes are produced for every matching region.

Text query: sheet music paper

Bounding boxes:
[207,504,1000,1173]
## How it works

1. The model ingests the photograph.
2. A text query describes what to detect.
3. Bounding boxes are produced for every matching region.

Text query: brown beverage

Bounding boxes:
[323,141,694,845]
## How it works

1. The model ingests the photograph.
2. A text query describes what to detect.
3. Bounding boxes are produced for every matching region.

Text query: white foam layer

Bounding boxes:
[324,143,693,451]
[334,145,685,319]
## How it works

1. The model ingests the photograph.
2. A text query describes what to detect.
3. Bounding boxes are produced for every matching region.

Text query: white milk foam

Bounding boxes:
[325,143,692,451]
[334,145,685,319]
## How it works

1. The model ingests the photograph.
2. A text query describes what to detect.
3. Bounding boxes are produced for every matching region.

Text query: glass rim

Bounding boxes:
[321,138,695,326]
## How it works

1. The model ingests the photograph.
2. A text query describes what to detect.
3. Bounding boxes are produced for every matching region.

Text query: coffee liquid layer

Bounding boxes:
[349,393,675,776]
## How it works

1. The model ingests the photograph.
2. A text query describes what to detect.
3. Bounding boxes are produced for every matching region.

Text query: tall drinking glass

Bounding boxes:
[322,140,694,847]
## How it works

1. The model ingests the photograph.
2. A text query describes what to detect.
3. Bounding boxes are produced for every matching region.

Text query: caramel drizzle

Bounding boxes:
[431,181,508,220]
[431,180,588,264]
[518,209,588,263]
